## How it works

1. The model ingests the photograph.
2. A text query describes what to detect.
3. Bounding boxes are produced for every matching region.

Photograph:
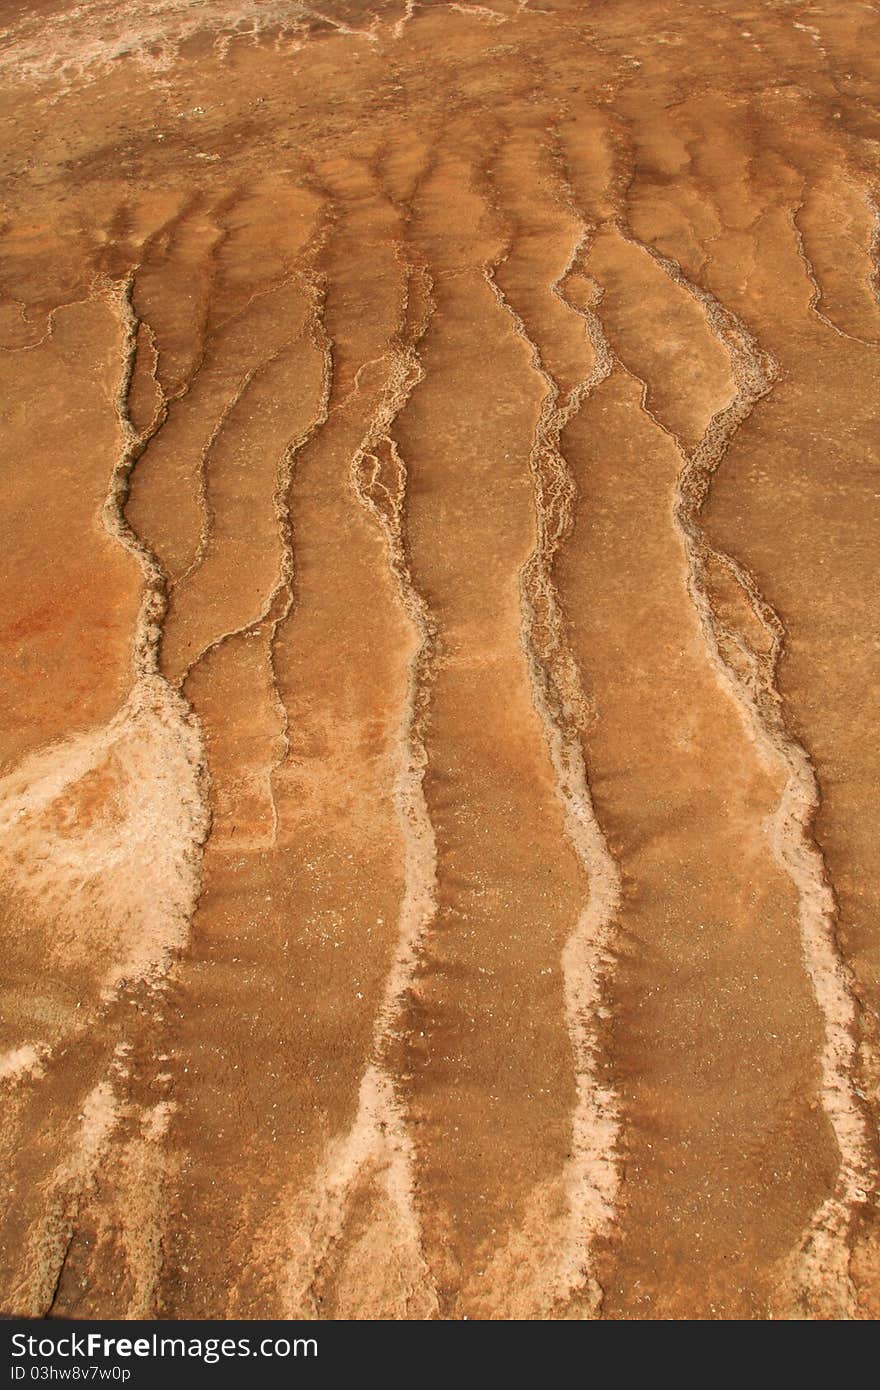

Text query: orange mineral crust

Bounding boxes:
[0,0,878,1321]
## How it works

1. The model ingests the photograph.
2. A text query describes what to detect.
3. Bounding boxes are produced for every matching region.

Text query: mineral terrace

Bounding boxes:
[1,0,879,1320]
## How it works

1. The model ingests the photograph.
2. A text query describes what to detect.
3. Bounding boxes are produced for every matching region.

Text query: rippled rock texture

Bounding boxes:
[1,0,879,1321]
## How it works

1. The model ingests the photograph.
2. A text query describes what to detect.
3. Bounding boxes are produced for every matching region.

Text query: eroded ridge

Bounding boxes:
[869,193,880,313]
[263,275,335,842]
[617,223,877,1319]
[0,274,211,1316]
[484,231,621,1316]
[0,274,209,1004]
[790,201,880,349]
[281,262,439,1320]
[174,265,335,844]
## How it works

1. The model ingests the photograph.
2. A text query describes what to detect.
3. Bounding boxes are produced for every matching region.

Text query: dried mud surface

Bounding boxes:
[1,0,879,1321]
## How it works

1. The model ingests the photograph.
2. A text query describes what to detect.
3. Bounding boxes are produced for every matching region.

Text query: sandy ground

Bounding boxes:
[0,0,879,1321]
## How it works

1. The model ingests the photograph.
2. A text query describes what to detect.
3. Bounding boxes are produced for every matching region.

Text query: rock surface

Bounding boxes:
[0,0,878,1320]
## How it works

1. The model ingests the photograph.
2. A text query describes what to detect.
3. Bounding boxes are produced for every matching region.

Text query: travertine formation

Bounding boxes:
[1,0,879,1320]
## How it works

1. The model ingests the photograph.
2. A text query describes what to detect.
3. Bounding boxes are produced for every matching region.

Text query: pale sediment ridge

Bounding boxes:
[0,274,210,1317]
[282,261,440,1319]
[484,218,621,1318]
[621,225,875,1317]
